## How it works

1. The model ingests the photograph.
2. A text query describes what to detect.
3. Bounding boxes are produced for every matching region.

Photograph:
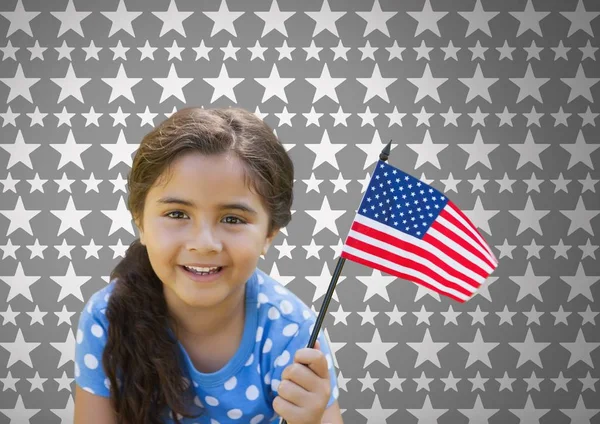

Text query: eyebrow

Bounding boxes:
[156,196,258,215]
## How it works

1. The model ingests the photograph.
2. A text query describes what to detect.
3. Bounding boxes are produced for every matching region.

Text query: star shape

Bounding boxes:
[304,129,347,171]
[0,196,42,237]
[1,262,41,302]
[356,269,396,303]
[305,262,346,303]
[0,130,41,170]
[462,195,500,236]
[508,196,550,236]
[0,0,40,37]
[406,0,448,37]
[457,129,499,170]
[101,63,143,104]
[254,63,295,104]
[509,0,550,37]
[560,196,598,237]
[457,328,500,368]
[356,62,397,103]
[509,129,551,170]
[49,261,92,302]
[457,0,500,37]
[101,195,136,236]
[355,131,396,170]
[406,63,448,103]
[509,261,550,302]
[152,63,193,103]
[1,326,43,370]
[407,129,448,170]
[305,63,346,104]
[560,129,600,174]
[101,129,139,170]
[509,328,551,368]
[560,328,600,368]
[406,328,449,368]
[203,0,244,37]
[204,63,244,103]
[152,0,194,37]
[305,195,346,237]
[458,63,499,103]
[559,262,599,303]
[49,62,92,104]
[509,63,551,103]
[50,0,92,38]
[49,195,92,237]
[561,63,600,103]
[100,0,142,37]
[355,0,397,37]
[49,129,92,170]
[0,63,41,103]
[560,0,600,37]
[305,0,346,37]
[254,0,296,38]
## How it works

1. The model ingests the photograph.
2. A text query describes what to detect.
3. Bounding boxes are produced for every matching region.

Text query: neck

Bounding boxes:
[166,283,246,341]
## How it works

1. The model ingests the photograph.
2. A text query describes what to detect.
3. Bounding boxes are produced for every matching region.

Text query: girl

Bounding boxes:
[73,107,342,424]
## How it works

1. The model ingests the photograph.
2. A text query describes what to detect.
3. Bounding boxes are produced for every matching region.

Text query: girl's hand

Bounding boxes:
[273,339,332,424]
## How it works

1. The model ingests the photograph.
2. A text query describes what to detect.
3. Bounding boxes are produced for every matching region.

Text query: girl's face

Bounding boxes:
[136,151,278,311]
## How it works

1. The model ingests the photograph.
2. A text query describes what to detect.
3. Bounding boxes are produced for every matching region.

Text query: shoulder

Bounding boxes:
[252,268,322,357]
[77,278,118,331]
[253,268,316,328]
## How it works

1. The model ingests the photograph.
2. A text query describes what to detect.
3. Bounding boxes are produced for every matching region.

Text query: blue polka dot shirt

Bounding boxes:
[74,267,339,423]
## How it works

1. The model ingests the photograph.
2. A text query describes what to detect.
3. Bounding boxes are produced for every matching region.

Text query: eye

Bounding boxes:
[222,216,245,225]
[166,211,188,219]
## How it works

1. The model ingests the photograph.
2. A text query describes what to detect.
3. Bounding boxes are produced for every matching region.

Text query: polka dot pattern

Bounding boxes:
[74,269,339,423]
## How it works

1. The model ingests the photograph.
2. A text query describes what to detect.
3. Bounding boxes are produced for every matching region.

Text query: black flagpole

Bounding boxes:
[279,140,392,424]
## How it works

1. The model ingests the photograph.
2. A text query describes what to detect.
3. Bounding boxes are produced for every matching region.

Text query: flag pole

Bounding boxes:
[278,140,393,424]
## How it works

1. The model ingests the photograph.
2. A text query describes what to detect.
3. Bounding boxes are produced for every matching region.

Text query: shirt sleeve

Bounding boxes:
[74,294,112,398]
[268,318,339,409]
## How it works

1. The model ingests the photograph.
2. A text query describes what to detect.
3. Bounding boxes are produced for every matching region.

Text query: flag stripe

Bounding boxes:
[340,247,469,303]
[347,214,488,285]
[426,225,495,275]
[422,229,489,280]
[344,231,479,295]
[434,213,496,270]
[446,201,498,264]
[437,210,495,269]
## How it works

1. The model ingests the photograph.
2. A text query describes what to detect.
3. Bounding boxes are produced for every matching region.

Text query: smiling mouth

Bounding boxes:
[181,265,223,275]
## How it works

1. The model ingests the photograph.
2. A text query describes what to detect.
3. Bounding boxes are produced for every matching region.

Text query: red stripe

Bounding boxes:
[438,208,496,269]
[428,221,491,276]
[350,221,482,289]
[344,235,478,296]
[446,201,496,262]
[340,250,468,303]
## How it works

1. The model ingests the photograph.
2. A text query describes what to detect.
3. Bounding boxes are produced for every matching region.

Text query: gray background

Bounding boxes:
[0,0,599,422]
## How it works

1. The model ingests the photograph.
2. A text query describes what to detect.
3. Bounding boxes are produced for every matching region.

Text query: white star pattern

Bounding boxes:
[0,0,598,421]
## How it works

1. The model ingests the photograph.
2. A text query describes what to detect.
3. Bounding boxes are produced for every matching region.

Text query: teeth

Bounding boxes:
[185,266,220,274]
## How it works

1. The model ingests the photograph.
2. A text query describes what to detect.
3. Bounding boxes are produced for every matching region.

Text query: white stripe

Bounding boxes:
[436,215,491,265]
[428,227,494,274]
[350,214,488,283]
[341,245,471,301]
[347,228,486,289]
[445,203,497,264]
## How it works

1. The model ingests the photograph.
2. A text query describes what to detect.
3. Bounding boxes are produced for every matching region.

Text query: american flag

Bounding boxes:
[341,160,499,303]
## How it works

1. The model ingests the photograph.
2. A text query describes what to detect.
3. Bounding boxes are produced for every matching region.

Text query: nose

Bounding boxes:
[187,223,222,253]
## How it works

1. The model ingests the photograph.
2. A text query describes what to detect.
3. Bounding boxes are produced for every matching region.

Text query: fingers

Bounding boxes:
[291,339,330,381]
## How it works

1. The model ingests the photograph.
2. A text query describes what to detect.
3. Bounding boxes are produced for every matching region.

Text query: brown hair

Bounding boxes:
[103,107,294,423]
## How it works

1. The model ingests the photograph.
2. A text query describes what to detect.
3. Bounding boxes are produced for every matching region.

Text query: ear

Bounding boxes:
[261,228,280,256]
